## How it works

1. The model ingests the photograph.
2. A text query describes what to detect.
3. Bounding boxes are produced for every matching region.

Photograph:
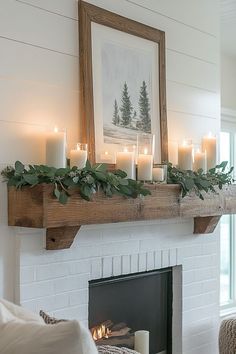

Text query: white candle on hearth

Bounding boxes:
[70,143,87,169]
[202,132,217,170]
[178,140,193,170]
[116,148,135,179]
[46,127,66,168]
[138,148,153,181]
[193,148,207,173]
[134,330,149,354]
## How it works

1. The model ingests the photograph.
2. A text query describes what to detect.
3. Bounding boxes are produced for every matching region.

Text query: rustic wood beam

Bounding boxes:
[7,184,236,250]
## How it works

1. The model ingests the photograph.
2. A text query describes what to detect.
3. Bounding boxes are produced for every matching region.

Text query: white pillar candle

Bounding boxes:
[46,127,66,168]
[100,151,113,163]
[134,330,149,354]
[193,149,207,173]
[153,167,164,182]
[116,148,135,179]
[70,144,87,169]
[138,148,153,181]
[178,140,193,170]
[202,132,217,170]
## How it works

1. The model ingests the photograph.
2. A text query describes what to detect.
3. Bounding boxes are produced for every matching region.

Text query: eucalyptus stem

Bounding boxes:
[167,161,234,200]
[1,160,151,204]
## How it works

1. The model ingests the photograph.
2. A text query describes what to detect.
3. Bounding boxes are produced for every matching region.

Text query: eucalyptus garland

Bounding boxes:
[1,160,234,204]
[168,161,234,200]
[1,161,151,204]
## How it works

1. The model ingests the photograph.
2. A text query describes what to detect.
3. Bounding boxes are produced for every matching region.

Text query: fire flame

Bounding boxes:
[92,324,111,341]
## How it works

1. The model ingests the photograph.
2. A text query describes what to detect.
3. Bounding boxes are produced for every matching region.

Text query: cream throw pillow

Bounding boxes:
[0,299,98,354]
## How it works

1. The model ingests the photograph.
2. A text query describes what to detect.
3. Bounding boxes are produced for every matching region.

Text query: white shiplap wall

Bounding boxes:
[0,1,220,352]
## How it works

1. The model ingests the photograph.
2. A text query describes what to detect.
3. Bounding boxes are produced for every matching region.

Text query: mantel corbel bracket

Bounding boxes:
[194,216,221,234]
[46,226,81,250]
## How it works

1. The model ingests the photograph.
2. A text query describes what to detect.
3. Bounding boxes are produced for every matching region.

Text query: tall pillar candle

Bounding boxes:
[46,127,66,168]
[193,149,207,173]
[70,143,87,169]
[178,140,193,170]
[138,149,153,181]
[134,330,149,354]
[202,133,217,170]
[116,148,135,179]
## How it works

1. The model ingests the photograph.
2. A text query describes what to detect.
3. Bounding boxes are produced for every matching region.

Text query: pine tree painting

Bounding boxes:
[112,99,120,126]
[137,81,151,133]
[120,82,133,127]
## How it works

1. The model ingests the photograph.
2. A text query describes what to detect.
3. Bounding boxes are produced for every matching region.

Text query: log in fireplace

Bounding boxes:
[89,268,173,354]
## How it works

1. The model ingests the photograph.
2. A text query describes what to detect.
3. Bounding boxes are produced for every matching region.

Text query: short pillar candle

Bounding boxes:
[153,164,167,183]
[46,127,66,168]
[178,140,193,170]
[70,143,87,169]
[134,330,149,354]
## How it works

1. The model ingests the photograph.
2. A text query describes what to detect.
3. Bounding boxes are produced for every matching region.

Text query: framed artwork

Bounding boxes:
[79,0,168,165]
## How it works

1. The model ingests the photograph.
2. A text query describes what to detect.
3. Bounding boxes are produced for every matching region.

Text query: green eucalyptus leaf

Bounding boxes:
[54,186,60,200]
[114,169,128,179]
[94,163,107,172]
[119,179,129,186]
[94,171,107,181]
[59,191,68,204]
[15,161,25,174]
[23,174,39,185]
[55,168,70,177]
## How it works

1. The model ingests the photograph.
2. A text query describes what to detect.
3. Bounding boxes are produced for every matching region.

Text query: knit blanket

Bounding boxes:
[98,345,139,354]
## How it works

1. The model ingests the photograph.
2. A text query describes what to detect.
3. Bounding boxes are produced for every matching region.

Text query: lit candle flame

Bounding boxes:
[105,151,108,156]
[76,144,81,151]
[54,127,58,133]
[144,148,148,155]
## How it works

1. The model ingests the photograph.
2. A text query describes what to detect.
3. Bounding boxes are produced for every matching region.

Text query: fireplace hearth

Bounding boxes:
[89,268,173,354]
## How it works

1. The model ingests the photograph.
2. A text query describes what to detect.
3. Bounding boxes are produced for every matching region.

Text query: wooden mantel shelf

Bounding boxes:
[8,184,236,250]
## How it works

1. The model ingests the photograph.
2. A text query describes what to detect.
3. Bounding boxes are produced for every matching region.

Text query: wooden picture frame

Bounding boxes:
[79,0,168,165]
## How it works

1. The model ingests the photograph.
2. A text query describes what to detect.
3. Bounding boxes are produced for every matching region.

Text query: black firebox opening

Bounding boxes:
[89,267,173,354]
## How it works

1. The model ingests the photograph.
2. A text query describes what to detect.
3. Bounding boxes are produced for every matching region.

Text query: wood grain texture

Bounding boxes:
[46,226,81,250]
[78,0,168,163]
[8,184,236,249]
[194,216,221,234]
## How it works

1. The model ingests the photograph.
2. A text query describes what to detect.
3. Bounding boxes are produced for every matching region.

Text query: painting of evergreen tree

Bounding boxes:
[137,81,151,133]
[112,99,120,126]
[120,82,133,127]
[111,80,151,134]
[101,39,158,146]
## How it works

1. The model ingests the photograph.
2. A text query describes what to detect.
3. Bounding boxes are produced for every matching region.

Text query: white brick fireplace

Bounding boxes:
[18,217,219,354]
[0,0,221,353]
